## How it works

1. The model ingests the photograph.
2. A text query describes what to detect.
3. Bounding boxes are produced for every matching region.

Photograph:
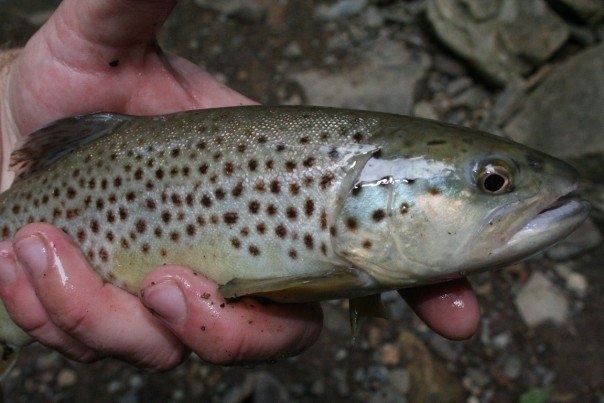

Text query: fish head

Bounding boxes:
[332,118,590,286]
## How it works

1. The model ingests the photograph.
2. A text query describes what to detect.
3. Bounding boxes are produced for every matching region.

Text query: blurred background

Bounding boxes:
[0,0,602,402]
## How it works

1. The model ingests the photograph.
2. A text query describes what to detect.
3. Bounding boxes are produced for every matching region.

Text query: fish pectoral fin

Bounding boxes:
[10,113,133,180]
[349,293,389,344]
[218,267,380,303]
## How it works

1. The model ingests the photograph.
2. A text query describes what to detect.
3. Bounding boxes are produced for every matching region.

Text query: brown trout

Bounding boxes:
[0,106,589,369]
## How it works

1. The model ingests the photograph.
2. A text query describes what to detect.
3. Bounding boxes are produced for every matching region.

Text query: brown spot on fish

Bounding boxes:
[106,210,116,223]
[276,143,286,152]
[99,248,109,262]
[119,207,128,220]
[400,203,410,214]
[223,212,239,225]
[134,168,143,180]
[286,207,298,220]
[320,172,335,189]
[77,229,86,243]
[248,245,261,256]
[302,157,315,168]
[170,231,180,242]
[288,249,298,259]
[353,132,363,142]
[126,191,136,202]
[213,152,222,161]
[67,187,77,199]
[265,160,274,170]
[275,224,287,238]
[185,194,194,206]
[231,237,241,249]
[289,182,300,196]
[155,169,164,180]
[303,176,314,187]
[171,148,180,158]
[121,238,130,249]
[199,163,209,175]
[256,222,266,234]
[249,200,260,214]
[232,181,244,198]
[299,136,310,144]
[197,215,206,227]
[345,217,358,231]
[362,240,372,250]
[215,188,226,200]
[91,219,100,234]
[186,224,196,237]
[304,233,314,249]
[320,210,328,230]
[106,231,115,242]
[270,180,281,194]
[201,195,212,208]
[266,204,278,216]
[372,209,386,222]
[328,148,339,160]
[257,135,268,144]
[224,162,234,176]
[428,187,441,196]
[427,139,446,146]
[240,227,250,237]
[154,227,163,237]
[211,215,219,225]
[285,161,296,172]
[321,242,327,255]
[161,211,171,224]
[248,159,258,171]
[142,243,150,254]
[145,181,154,190]
[171,193,182,206]
[304,199,315,217]
[135,219,147,234]
[253,181,266,193]
[237,144,246,153]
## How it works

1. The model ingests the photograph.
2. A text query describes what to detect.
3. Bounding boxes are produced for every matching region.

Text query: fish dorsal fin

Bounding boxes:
[10,112,132,180]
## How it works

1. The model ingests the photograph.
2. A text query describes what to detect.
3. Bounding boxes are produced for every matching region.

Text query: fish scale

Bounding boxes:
[0,106,382,292]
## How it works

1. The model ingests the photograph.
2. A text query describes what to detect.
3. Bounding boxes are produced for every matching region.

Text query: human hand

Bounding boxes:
[0,0,479,371]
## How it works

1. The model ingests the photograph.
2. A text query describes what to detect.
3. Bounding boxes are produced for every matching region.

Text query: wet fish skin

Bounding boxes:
[0,106,589,350]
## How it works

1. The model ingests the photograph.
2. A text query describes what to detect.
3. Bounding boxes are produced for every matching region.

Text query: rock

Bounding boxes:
[398,331,467,403]
[56,368,77,388]
[514,272,569,326]
[427,0,569,85]
[194,0,266,23]
[504,43,604,158]
[222,372,289,403]
[549,0,604,25]
[413,101,439,120]
[293,38,430,114]
[378,343,401,366]
[554,264,589,297]
[316,0,368,20]
[388,368,411,394]
[502,355,522,380]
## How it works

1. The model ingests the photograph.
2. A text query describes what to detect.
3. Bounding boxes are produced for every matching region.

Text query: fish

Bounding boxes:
[0,105,589,371]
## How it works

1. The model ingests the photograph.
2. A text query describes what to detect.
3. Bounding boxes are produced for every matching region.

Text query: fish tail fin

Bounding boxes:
[0,343,18,381]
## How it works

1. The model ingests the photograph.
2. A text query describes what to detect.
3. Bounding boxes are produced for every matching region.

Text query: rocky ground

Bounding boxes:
[0,0,603,402]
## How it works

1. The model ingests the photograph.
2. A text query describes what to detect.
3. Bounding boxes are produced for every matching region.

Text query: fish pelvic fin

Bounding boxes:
[349,293,389,345]
[0,344,19,381]
[10,112,132,180]
[219,267,382,303]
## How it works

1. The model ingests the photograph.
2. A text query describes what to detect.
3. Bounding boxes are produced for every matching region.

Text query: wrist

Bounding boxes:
[0,48,22,191]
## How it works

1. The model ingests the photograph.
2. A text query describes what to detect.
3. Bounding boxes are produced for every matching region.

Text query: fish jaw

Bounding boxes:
[488,197,590,263]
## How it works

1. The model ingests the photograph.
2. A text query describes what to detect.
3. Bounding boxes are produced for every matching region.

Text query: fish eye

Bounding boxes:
[476,162,513,194]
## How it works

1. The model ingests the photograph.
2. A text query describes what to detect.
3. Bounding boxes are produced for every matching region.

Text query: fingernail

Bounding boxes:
[141,280,187,325]
[0,250,18,288]
[15,234,49,279]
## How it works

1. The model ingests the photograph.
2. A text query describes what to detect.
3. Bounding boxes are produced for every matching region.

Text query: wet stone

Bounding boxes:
[514,272,570,327]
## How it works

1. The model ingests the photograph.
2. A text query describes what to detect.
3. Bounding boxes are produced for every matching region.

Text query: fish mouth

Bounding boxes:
[504,192,590,254]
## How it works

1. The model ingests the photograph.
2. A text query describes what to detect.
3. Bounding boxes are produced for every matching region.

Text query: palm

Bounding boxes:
[7,0,252,139]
